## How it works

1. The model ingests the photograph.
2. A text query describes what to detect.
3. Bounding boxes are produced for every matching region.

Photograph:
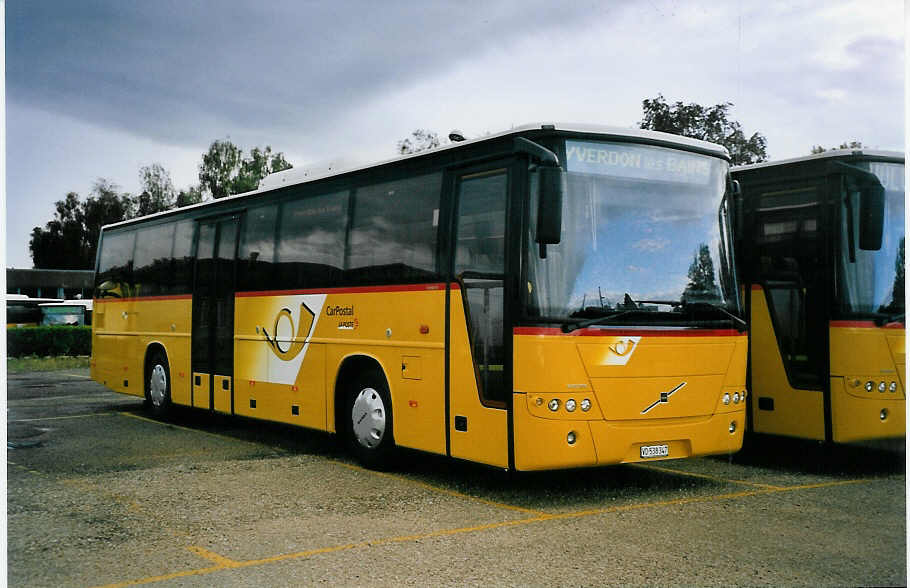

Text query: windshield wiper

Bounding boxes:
[561,310,637,333]
[638,298,748,331]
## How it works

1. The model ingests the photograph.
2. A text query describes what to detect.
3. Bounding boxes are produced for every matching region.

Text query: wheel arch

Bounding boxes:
[333,353,392,435]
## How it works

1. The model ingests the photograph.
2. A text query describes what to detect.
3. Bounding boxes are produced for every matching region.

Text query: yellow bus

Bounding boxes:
[733,150,905,443]
[91,123,748,470]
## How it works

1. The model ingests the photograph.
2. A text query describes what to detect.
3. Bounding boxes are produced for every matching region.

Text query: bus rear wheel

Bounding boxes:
[345,370,395,469]
[145,350,172,418]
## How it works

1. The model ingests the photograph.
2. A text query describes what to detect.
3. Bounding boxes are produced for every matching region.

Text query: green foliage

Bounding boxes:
[136,163,176,216]
[811,141,863,154]
[199,139,293,198]
[639,94,768,165]
[29,180,134,269]
[28,139,293,268]
[7,326,92,358]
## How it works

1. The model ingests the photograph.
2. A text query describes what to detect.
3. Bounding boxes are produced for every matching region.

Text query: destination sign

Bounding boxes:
[565,140,715,185]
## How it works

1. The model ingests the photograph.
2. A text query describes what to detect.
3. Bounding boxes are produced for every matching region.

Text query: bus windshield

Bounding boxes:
[838,161,905,320]
[527,140,739,326]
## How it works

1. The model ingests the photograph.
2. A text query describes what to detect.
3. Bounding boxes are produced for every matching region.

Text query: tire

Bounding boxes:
[145,350,172,418]
[344,369,396,469]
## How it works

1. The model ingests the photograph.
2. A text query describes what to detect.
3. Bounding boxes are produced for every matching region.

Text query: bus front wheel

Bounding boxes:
[344,370,396,469]
[145,350,172,418]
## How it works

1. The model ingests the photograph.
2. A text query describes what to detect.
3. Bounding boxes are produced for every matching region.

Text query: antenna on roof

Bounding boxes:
[448,130,466,142]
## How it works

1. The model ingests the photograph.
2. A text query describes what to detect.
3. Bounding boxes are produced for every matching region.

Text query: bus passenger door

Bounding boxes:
[192,216,238,413]
[447,164,512,468]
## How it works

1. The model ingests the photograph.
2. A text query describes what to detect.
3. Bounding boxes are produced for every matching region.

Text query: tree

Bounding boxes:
[639,94,768,165]
[397,129,445,154]
[811,141,863,154]
[176,186,203,207]
[136,163,176,216]
[198,139,292,198]
[29,179,134,269]
[683,243,720,301]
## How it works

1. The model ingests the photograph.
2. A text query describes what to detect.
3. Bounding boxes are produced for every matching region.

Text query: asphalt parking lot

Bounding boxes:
[7,369,906,587]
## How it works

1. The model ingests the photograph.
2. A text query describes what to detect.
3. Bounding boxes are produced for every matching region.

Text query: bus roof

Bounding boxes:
[102,123,730,232]
[733,148,904,173]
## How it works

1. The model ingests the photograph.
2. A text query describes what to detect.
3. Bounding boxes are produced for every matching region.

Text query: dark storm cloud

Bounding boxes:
[8,0,604,145]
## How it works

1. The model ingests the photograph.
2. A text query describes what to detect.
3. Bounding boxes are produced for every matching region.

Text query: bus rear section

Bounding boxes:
[734,150,905,443]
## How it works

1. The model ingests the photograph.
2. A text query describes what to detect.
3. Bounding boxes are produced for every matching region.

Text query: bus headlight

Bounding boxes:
[722,393,731,405]
[880,409,889,421]
[865,381,874,392]
[878,381,887,393]
[580,398,592,412]
[733,392,740,404]
[729,421,737,433]
[889,381,897,392]
[565,399,577,412]
[567,431,577,445]
[548,399,560,412]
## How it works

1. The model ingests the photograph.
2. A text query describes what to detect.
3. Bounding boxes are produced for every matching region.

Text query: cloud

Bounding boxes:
[6,0,608,149]
[633,238,671,252]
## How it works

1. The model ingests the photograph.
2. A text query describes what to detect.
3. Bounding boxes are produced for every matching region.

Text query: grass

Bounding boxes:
[7,355,91,374]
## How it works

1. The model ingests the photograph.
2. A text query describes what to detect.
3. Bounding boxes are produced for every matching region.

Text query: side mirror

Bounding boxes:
[536,166,565,246]
[858,179,885,251]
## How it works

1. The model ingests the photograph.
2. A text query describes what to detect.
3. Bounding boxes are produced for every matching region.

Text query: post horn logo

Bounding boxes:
[261,302,315,361]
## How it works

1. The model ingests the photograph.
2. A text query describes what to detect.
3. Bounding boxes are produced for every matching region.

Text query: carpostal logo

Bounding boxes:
[326,304,358,330]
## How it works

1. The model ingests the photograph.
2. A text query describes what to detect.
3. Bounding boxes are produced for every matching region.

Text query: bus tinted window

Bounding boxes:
[348,173,441,283]
[172,220,195,294]
[134,223,176,297]
[96,229,136,296]
[238,203,279,291]
[276,190,348,288]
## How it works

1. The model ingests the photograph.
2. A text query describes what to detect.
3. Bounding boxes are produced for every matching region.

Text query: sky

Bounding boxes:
[4,0,906,268]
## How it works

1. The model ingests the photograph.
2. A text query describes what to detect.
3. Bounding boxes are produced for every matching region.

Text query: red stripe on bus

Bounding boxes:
[830,320,905,329]
[513,327,742,337]
[94,294,192,303]
[235,283,454,297]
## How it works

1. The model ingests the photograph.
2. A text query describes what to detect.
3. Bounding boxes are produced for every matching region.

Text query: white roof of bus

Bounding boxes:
[103,123,730,231]
[733,148,904,172]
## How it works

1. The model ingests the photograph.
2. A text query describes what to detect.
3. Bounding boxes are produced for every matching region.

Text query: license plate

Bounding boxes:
[640,444,669,459]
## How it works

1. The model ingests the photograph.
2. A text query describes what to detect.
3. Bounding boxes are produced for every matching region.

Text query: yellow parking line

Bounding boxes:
[332,460,547,516]
[7,461,46,476]
[186,546,241,568]
[9,412,115,423]
[93,477,875,588]
[628,462,784,489]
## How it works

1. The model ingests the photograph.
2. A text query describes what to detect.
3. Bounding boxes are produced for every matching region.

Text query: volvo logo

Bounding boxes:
[641,382,687,414]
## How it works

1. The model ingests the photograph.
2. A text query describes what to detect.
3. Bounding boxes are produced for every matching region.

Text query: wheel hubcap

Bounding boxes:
[351,387,386,449]
[149,364,167,407]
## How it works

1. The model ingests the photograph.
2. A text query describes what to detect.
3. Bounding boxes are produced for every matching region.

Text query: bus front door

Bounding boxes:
[192,216,238,413]
[447,164,513,468]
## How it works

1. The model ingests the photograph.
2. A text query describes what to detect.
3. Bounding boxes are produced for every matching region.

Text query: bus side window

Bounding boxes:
[172,220,195,294]
[96,229,137,298]
[276,190,348,289]
[134,223,176,297]
[348,172,443,284]
[238,203,279,291]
